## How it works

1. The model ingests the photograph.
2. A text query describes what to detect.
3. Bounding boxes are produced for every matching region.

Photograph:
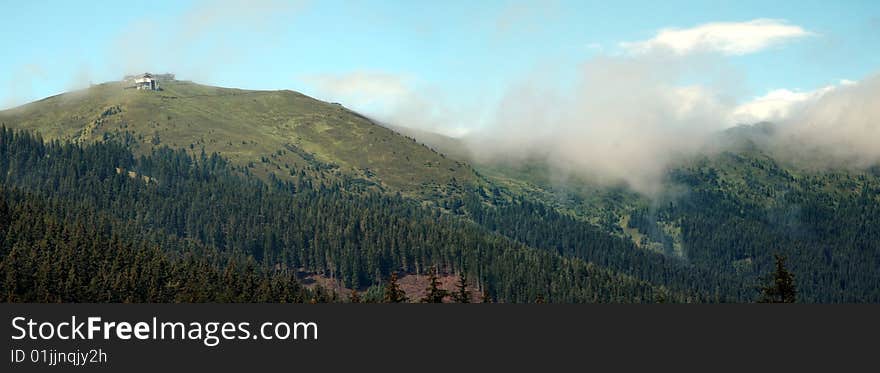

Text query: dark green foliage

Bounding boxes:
[0,187,328,303]
[8,125,872,303]
[627,210,676,255]
[452,273,471,303]
[462,193,740,302]
[359,285,385,303]
[421,267,448,303]
[661,153,880,302]
[0,127,679,303]
[383,272,407,303]
[758,254,797,303]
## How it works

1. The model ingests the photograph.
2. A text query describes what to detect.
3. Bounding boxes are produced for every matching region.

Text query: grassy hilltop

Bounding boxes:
[0,79,478,199]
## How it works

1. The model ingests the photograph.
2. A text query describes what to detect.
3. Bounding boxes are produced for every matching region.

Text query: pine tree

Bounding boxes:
[421,266,448,303]
[451,273,471,303]
[758,254,797,303]
[383,272,407,303]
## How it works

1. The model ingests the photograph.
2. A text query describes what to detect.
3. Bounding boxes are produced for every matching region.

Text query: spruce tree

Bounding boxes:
[421,266,448,303]
[758,254,797,303]
[452,273,471,303]
[383,272,407,303]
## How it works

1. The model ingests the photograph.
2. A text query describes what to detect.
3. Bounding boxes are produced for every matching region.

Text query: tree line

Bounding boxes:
[0,127,683,303]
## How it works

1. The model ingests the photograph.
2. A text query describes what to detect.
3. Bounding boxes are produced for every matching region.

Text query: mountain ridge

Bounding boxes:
[0,79,479,200]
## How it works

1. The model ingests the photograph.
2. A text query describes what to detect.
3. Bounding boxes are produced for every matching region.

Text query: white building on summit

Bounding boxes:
[132,73,157,90]
[124,72,174,91]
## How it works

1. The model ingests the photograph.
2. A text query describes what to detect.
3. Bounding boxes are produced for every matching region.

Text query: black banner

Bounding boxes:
[1,304,877,371]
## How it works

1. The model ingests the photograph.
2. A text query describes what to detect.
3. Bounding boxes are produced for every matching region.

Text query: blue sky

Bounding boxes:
[3,0,879,130]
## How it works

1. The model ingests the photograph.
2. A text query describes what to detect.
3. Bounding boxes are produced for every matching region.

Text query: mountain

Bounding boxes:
[0,79,477,200]
[397,123,880,302]
[1,79,878,303]
[0,125,688,303]
[2,78,699,303]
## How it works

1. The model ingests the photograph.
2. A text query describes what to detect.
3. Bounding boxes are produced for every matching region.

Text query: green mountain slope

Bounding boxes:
[0,79,477,199]
[650,149,880,302]
[399,123,880,302]
[0,127,689,303]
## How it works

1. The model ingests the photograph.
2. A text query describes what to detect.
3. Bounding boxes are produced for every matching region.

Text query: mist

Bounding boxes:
[467,60,878,195]
[464,52,740,196]
[773,74,880,169]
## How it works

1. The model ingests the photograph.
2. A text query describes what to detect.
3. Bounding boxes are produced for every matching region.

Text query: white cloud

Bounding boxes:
[621,19,812,56]
[466,55,735,196]
[774,75,880,168]
[732,89,822,123]
[730,79,853,124]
